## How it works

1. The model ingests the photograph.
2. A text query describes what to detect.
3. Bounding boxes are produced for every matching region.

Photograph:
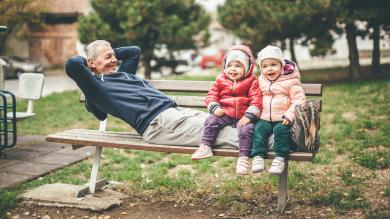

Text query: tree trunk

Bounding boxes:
[345,22,361,81]
[0,34,9,55]
[169,52,177,74]
[289,38,297,65]
[371,23,380,74]
[143,58,152,79]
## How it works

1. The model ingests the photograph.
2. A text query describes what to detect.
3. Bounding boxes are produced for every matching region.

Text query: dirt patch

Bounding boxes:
[362,168,390,210]
[7,193,380,219]
[7,198,215,219]
[342,112,357,121]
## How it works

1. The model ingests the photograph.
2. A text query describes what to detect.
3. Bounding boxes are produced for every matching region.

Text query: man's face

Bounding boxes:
[88,45,117,74]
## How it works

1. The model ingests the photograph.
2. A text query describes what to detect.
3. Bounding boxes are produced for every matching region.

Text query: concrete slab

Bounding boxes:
[0,136,93,189]
[0,172,35,189]
[21,183,127,211]
[16,135,46,145]
[28,152,89,165]
[0,158,20,168]
[19,142,67,152]
[2,148,49,160]
[1,160,62,176]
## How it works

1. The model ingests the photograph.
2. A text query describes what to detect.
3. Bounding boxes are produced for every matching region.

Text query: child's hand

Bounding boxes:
[282,118,290,126]
[238,116,250,126]
[214,108,224,116]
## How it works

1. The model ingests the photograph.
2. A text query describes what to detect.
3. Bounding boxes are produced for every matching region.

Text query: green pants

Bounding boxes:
[252,119,295,158]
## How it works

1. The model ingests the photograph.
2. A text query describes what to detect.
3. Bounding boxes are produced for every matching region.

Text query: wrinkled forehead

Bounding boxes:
[96,45,114,57]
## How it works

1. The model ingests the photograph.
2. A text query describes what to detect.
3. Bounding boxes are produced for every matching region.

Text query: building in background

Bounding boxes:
[5,0,90,68]
[28,0,90,67]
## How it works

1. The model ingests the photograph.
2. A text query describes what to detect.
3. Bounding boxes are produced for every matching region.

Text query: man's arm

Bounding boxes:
[85,100,107,121]
[115,46,142,74]
[65,56,100,101]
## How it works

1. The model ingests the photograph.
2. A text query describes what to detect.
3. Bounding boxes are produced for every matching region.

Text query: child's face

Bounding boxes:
[260,58,283,81]
[225,61,245,81]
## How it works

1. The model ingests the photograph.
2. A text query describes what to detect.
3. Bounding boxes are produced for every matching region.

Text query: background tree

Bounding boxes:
[352,0,390,75]
[78,0,210,79]
[0,0,43,54]
[331,0,367,81]
[218,0,336,66]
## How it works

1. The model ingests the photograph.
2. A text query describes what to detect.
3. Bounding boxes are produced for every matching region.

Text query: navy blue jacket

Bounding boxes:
[65,47,176,134]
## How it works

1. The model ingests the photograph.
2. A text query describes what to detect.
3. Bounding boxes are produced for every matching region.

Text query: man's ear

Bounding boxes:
[87,59,95,68]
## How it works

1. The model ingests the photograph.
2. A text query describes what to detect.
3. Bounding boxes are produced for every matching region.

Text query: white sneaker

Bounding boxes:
[251,156,265,173]
[269,157,285,175]
[236,157,249,175]
[191,144,213,160]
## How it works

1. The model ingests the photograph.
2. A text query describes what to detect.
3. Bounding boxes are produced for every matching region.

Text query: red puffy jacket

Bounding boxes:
[205,45,262,119]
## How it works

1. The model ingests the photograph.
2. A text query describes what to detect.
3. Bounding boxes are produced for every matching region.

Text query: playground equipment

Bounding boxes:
[0,26,45,151]
[0,25,17,150]
[7,73,44,121]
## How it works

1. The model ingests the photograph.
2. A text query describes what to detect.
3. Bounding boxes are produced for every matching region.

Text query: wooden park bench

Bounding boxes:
[45,80,322,211]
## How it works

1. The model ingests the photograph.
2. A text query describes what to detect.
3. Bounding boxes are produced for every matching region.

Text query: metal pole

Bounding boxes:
[0,26,8,90]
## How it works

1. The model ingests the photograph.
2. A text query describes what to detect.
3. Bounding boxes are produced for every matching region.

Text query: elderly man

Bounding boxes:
[65,40,238,147]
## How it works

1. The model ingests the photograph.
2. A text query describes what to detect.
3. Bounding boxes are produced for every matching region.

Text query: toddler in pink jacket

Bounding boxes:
[251,45,306,175]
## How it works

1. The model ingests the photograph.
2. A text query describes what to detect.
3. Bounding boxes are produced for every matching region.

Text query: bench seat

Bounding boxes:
[46,129,314,161]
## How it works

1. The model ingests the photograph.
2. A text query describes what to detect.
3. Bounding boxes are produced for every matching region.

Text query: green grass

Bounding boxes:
[313,188,370,213]
[1,73,390,217]
[385,188,390,198]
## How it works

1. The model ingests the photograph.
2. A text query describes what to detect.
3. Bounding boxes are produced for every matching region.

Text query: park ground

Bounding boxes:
[1,65,390,218]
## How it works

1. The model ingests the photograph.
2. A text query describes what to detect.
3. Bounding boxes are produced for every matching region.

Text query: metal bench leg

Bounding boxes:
[277,159,289,211]
[89,146,103,193]
[76,146,107,197]
[76,119,108,198]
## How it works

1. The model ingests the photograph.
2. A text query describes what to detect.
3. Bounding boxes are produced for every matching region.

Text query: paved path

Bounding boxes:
[0,136,94,189]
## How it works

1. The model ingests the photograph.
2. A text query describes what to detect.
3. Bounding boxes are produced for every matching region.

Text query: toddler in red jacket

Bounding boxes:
[191,45,262,175]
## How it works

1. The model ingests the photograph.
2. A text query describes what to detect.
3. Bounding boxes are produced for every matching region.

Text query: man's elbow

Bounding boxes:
[65,56,86,75]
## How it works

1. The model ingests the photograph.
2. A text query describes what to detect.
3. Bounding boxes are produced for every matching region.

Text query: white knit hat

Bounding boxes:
[224,50,250,74]
[257,45,285,67]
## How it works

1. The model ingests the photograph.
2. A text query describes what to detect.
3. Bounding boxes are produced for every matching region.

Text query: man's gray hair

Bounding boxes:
[86,40,111,59]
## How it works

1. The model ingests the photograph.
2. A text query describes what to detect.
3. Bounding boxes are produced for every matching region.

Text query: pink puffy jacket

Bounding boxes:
[258,60,306,122]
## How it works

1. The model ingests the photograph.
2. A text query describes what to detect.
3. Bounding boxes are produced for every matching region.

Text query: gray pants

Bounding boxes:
[142,107,238,149]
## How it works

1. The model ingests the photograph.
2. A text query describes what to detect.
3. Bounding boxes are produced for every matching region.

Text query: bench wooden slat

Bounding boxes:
[46,129,313,161]
[80,95,321,111]
[149,80,323,96]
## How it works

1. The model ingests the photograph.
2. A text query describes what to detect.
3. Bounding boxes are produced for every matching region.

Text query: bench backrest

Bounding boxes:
[80,80,323,111]
[149,80,322,111]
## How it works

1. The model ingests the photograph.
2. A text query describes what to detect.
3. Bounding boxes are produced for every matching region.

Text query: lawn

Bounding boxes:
[1,71,389,218]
